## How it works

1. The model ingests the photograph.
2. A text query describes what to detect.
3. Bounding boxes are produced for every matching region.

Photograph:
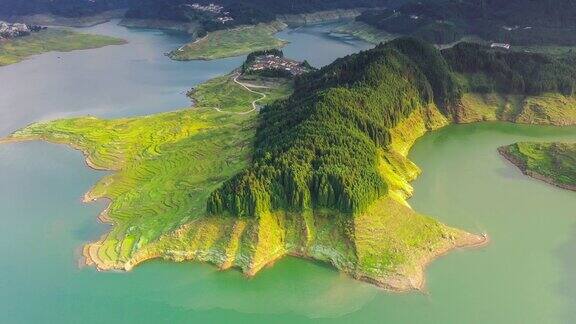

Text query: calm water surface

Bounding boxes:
[1,21,575,323]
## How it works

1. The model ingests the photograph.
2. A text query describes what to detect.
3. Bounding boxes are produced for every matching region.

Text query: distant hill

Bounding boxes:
[357,0,576,46]
[124,0,391,31]
[499,142,576,191]
[0,0,127,18]
[0,0,386,30]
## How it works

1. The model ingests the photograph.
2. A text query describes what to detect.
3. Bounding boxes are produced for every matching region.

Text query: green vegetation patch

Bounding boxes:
[443,42,576,96]
[168,21,288,61]
[456,93,576,125]
[4,74,291,267]
[0,56,481,290]
[207,38,461,218]
[356,0,576,46]
[441,43,576,125]
[0,29,125,66]
[499,142,576,190]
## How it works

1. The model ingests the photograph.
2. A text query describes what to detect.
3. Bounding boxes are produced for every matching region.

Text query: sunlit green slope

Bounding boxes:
[499,142,576,191]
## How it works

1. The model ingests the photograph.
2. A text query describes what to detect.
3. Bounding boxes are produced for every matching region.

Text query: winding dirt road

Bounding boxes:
[211,73,268,115]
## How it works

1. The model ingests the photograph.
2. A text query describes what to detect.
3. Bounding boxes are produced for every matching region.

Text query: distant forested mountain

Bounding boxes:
[207,37,576,218]
[443,42,576,95]
[125,0,391,27]
[0,0,389,27]
[357,0,576,45]
[4,0,575,46]
[0,0,127,17]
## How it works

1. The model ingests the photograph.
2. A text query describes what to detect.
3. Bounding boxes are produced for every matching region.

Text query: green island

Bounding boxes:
[499,142,576,191]
[168,22,287,61]
[3,38,576,291]
[0,28,125,66]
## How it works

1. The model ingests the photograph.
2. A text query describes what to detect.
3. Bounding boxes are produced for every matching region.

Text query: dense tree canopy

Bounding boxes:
[125,0,390,29]
[207,38,454,218]
[1,0,389,21]
[357,0,576,46]
[208,37,576,219]
[443,43,576,95]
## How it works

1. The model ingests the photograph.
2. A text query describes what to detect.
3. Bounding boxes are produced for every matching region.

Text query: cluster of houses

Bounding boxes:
[187,3,224,13]
[185,3,234,24]
[0,21,44,40]
[502,25,532,31]
[491,42,511,50]
[247,54,310,76]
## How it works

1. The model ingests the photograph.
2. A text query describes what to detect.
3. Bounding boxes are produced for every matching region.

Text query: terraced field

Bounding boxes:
[457,93,576,125]
[1,73,290,268]
[0,29,125,66]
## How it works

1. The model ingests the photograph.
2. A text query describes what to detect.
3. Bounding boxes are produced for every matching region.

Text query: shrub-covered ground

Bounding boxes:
[499,142,576,191]
[356,0,576,46]
[1,73,285,265]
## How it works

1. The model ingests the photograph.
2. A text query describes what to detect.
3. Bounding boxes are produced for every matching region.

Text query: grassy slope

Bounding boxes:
[3,74,285,268]
[0,29,125,66]
[133,102,481,291]
[1,70,484,291]
[169,22,288,61]
[458,92,576,125]
[499,142,576,191]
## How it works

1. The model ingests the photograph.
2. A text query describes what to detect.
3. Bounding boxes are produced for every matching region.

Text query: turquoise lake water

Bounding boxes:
[0,21,575,323]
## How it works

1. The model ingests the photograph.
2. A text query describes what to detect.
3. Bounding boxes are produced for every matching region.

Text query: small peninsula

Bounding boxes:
[499,142,576,191]
[3,39,576,291]
[0,27,125,66]
[169,22,288,61]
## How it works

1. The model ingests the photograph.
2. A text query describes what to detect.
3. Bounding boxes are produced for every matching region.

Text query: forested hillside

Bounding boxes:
[443,42,576,95]
[499,142,576,191]
[0,0,126,17]
[207,38,456,217]
[125,0,390,30]
[1,0,388,22]
[357,0,576,45]
[207,37,576,219]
